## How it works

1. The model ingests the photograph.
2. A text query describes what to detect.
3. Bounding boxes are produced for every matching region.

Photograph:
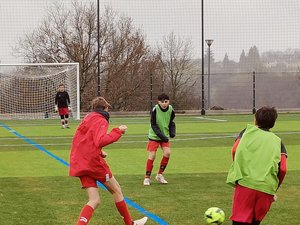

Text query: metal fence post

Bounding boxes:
[252,71,256,114]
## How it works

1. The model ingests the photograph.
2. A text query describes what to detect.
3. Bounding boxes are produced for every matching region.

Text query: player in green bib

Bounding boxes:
[143,94,175,186]
[226,106,287,225]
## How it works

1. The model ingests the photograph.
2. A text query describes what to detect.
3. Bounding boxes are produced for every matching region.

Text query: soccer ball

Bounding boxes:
[204,207,225,224]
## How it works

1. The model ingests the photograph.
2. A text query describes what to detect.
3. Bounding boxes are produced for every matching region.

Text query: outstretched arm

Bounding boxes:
[95,127,123,148]
[92,120,124,148]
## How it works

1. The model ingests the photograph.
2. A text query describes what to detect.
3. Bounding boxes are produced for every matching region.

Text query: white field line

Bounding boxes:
[0,136,233,147]
[1,131,299,147]
[0,133,232,140]
[0,134,234,146]
[1,136,73,140]
[2,131,300,140]
[5,121,149,126]
[4,117,228,127]
[195,117,227,122]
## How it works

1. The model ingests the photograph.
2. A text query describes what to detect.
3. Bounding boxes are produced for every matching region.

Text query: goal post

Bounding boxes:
[0,63,80,120]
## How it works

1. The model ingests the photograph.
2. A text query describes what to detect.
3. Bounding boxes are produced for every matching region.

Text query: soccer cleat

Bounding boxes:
[156,174,168,184]
[143,178,151,186]
[66,125,70,129]
[133,216,148,225]
[61,125,66,129]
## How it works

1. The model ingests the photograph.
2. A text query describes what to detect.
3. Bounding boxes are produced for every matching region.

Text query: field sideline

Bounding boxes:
[0,113,299,225]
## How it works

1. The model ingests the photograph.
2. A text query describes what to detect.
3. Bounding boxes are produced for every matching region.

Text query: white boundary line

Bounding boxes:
[195,117,227,122]
[1,131,299,147]
[0,133,233,140]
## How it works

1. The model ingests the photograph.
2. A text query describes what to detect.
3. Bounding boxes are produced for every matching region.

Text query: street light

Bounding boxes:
[97,0,101,96]
[205,39,213,109]
[201,0,205,115]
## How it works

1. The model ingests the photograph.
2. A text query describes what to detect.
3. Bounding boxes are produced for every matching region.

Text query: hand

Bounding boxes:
[55,106,58,112]
[100,150,108,158]
[118,125,128,134]
[68,106,72,111]
[273,194,277,202]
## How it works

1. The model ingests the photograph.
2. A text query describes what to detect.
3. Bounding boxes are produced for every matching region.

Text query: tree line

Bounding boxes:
[15,1,198,111]
[14,1,300,111]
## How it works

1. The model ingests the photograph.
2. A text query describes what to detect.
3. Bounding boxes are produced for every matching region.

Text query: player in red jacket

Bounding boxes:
[69,96,147,225]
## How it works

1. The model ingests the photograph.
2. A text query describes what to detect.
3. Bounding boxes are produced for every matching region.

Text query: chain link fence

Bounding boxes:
[0,0,299,112]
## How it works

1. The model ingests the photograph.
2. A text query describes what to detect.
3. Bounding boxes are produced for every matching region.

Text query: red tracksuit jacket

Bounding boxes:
[69,112,122,178]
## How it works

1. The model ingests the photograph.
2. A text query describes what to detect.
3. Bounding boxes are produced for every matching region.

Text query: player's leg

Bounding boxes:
[230,185,256,224]
[76,177,99,225]
[64,114,70,128]
[104,176,147,225]
[159,144,171,174]
[156,143,170,184]
[86,187,100,209]
[144,141,159,186]
[60,114,65,128]
[252,191,273,224]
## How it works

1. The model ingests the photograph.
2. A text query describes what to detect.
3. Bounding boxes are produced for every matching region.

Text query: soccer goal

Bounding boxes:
[0,63,80,120]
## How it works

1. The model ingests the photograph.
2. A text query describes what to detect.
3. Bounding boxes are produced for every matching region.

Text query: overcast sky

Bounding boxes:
[1,0,300,63]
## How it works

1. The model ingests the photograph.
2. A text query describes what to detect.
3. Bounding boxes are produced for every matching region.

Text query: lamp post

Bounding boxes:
[97,0,101,96]
[201,0,205,115]
[150,73,153,109]
[252,71,256,114]
[205,39,213,109]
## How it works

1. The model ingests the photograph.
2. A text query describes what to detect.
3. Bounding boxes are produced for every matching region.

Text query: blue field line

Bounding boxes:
[0,122,169,225]
[96,181,169,225]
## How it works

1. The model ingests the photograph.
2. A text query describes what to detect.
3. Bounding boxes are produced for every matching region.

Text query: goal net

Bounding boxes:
[0,63,80,120]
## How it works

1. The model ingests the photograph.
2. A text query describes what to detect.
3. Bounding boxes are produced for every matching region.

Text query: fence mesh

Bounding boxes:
[0,0,299,111]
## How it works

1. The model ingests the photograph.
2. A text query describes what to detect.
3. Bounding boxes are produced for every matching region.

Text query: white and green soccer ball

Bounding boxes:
[204,207,225,224]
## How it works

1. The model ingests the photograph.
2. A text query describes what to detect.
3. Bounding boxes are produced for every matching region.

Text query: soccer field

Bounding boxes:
[0,113,299,225]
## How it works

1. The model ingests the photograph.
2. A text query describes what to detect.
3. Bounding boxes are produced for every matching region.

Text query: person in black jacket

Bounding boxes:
[55,83,71,128]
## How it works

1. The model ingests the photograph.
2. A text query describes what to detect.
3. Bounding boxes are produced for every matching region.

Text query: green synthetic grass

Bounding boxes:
[0,113,299,225]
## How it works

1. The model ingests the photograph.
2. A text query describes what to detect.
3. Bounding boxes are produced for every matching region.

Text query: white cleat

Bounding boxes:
[156,174,168,184]
[133,216,148,225]
[143,178,151,186]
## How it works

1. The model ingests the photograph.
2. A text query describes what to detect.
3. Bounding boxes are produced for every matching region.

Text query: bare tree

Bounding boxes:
[15,2,159,111]
[98,12,162,110]
[15,1,98,110]
[158,32,197,108]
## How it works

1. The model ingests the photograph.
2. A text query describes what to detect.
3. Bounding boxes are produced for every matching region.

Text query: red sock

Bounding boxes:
[145,159,154,178]
[76,205,94,225]
[115,200,132,225]
[158,156,169,174]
